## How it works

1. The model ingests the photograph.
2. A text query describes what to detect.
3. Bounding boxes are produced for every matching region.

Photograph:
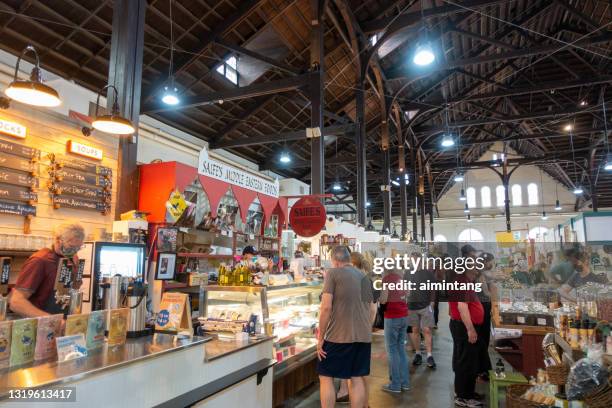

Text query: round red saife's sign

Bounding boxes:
[289,196,326,237]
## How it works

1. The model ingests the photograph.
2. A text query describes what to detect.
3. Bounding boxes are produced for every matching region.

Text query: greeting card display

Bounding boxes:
[9,318,37,366]
[155,292,192,333]
[107,308,129,347]
[0,321,12,368]
[34,314,62,360]
[86,310,106,350]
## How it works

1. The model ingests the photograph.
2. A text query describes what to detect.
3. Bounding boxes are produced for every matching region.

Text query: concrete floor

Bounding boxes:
[282,303,490,408]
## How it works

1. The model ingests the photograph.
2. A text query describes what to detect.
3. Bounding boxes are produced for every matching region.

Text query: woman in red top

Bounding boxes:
[380,269,410,393]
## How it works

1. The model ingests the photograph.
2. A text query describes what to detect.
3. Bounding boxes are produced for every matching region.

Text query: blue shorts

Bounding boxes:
[317,341,371,379]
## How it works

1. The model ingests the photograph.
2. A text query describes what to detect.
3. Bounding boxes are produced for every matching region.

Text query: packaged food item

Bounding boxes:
[65,313,90,337]
[0,321,12,368]
[56,334,88,362]
[107,308,129,347]
[86,310,107,350]
[34,314,63,360]
[9,318,37,366]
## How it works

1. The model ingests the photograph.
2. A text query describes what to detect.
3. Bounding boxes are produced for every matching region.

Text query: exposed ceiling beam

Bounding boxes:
[142,74,310,113]
[210,124,356,149]
[213,38,302,76]
[387,32,612,81]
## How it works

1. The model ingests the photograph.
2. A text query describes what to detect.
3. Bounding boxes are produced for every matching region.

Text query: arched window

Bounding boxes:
[496,185,505,207]
[527,183,539,206]
[481,186,491,208]
[458,228,484,242]
[433,234,447,242]
[511,184,522,206]
[466,187,477,208]
[528,227,549,241]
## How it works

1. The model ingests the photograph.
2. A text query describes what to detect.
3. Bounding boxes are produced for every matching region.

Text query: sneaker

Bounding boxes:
[401,384,411,391]
[335,394,349,404]
[426,355,436,369]
[382,384,401,394]
[455,397,484,407]
[412,353,422,366]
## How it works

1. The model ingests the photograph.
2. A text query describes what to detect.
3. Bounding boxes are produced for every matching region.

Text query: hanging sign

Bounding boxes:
[198,147,279,197]
[53,168,111,188]
[0,168,36,188]
[54,182,109,200]
[0,185,37,202]
[0,139,38,158]
[0,154,35,173]
[0,119,26,139]
[0,200,36,216]
[48,154,112,175]
[67,141,103,161]
[52,196,109,213]
[289,196,326,237]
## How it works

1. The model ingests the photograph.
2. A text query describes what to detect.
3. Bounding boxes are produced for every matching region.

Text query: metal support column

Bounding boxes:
[420,185,426,243]
[108,0,146,218]
[355,76,367,225]
[382,148,391,234]
[309,0,325,196]
[503,163,512,232]
[410,146,418,241]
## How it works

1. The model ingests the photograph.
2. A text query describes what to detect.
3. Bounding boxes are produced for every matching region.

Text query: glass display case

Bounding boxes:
[199,282,322,371]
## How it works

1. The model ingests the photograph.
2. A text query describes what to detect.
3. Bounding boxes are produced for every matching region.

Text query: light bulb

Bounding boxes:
[564,124,573,132]
[279,152,291,163]
[464,203,470,213]
[573,186,583,195]
[459,188,466,201]
[555,200,562,211]
[332,183,342,191]
[92,115,135,135]
[441,135,454,147]
[604,153,612,171]
[541,211,548,221]
[161,87,179,105]
[413,43,435,66]
[454,173,464,182]
[467,214,472,222]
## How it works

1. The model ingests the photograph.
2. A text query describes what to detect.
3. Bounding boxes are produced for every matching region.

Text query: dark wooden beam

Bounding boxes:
[213,38,301,76]
[142,74,310,113]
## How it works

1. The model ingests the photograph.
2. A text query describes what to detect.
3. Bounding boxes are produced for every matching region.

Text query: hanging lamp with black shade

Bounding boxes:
[91,85,135,135]
[555,183,562,211]
[161,0,179,105]
[3,45,61,107]
[540,168,547,220]
[602,100,612,171]
[568,123,583,194]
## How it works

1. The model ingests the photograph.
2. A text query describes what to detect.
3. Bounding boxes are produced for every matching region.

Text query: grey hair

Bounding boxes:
[331,246,351,263]
[54,223,85,242]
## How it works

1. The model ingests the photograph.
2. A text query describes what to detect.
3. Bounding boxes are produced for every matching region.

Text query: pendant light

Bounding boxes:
[554,184,562,211]
[467,214,472,222]
[602,100,611,171]
[441,104,454,147]
[463,203,470,213]
[412,1,435,66]
[92,85,135,135]
[366,218,375,231]
[454,172,464,182]
[573,186,584,195]
[539,169,547,220]
[4,45,61,107]
[331,137,342,191]
[279,151,291,163]
[459,188,466,201]
[161,0,179,105]
[567,122,583,195]
[391,224,399,239]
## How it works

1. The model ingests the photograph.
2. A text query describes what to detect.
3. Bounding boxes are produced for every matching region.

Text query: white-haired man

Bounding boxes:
[9,223,85,317]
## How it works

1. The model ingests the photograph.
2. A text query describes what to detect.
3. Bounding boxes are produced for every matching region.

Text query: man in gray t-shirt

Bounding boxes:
[317,246,376,408]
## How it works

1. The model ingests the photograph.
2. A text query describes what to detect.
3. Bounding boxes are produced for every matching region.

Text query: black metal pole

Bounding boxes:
[355,76,367,225]
[503,164,512,232]
[108,0,146,219]
[309,1,324,197]
[411,146,418,241]
[382,148,391,233]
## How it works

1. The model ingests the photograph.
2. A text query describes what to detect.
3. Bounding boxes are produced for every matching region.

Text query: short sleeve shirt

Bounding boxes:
[382,273,408,319]
[322,265,373,343]
[448,273,484,325]
[566,272,608,288]
[13,248,60,310]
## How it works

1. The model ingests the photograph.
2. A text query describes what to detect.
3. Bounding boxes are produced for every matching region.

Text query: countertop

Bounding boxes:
[204,335,274,362]
[0,334,211,397]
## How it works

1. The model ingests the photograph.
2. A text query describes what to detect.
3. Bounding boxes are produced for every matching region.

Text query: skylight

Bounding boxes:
[216,55,238,85]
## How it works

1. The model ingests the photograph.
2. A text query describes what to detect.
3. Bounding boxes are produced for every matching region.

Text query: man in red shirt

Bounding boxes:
[379,269,410,394]
[9,223,85,317]
[448,245,485,408]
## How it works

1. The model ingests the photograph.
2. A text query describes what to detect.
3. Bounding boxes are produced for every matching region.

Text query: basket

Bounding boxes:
[506,384,542,408]
[546,364,570,385]
[584,375,612,408]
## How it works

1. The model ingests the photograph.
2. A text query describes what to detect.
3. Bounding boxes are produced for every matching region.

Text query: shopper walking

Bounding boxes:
[405,263,437,369]
[379,268,410,394]
[317,246,376,408]
[449,245,485,407]
[475,252,495,380]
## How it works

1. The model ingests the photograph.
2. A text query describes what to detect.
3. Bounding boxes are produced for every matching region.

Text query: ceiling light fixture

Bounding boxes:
[454,172,464,183]
[555,199,562,211]
[391,227,399,239]
[279,151,291,163]
[332,182,342,191]
[579,100,587,106]
[459,188,466,201]
[603,100,611,171]
[162,87,179,105]
[463,203,470,213]
[366,201,371,207]
[161,0,180,106]
[366,219,375,231]
[412,2,435,66]
[91,85,135,135]
[391,180,400,187]
[4,45,61,107]
[564,123,573,132]
[573,186,583,195]
[441,134,454,147]
[467,214,472,222]
[541,211,548,221]
[604,153,612,171]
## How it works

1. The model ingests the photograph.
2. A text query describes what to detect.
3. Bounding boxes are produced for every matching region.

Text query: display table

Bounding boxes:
[488,370,528,408]
[0,334,275,407]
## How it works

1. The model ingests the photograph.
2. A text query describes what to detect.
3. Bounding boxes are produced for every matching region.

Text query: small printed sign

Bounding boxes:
[0,119,26,139]
[56,334,88,362]
[67,141,103,161]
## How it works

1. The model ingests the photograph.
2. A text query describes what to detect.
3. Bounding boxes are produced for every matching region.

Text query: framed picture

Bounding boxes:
[155,252,177,281]
[156,227,178,252]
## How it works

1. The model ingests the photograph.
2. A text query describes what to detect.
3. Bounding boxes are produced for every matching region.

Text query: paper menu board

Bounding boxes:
[65,313,89,337]
[0,321,12,368]
[86,310,106,350]
[9,318,37,367]
[34,314,63,361]
[56,334,88,362]
[155,292,192,333]
[107,308,129,347]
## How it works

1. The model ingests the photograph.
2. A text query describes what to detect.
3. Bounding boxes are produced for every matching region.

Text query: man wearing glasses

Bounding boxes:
[9,223,85,317]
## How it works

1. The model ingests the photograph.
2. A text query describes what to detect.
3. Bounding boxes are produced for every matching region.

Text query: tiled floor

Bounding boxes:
[282,303,489,408]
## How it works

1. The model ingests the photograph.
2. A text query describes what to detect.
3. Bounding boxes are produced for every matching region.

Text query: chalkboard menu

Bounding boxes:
[0,136,39,218]
[48,154,112,214]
